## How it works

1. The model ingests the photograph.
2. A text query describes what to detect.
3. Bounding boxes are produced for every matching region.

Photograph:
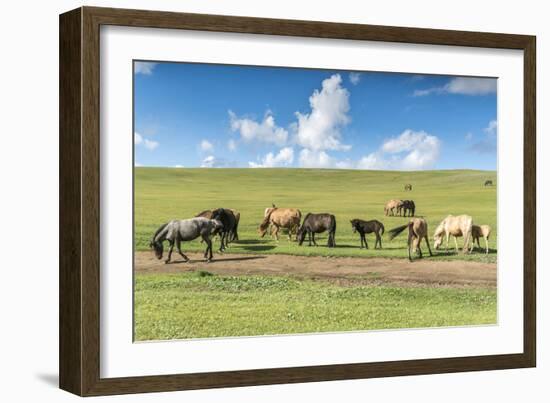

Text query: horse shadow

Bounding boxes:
[209,255,266,263]
[239,245,277,252]
[234,239,269,245]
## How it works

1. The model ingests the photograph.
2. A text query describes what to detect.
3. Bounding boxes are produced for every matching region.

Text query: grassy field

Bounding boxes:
[134,168,497,340]
[134,167,497,262]
[135,271,496,341]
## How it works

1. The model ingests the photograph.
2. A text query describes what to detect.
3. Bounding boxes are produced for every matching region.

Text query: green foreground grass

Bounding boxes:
[135,168,497,262]
[134,272,497,341]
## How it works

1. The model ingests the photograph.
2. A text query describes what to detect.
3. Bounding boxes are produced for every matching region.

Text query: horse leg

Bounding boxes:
[425,235,433,256]
[407,227,413,261]
[202,235,213,262]
[485,237,489,254]
[176,240,189,262]
[364,234,369,249]
[454,236,459,253]
[165,240,175,264]
[274,225,280,241]
[376,232,382,249]
[312,233,317,246]
[417,239,423,258]
[445,232,450,253]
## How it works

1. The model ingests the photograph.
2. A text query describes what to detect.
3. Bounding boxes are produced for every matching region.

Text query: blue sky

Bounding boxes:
[134,61,497,170]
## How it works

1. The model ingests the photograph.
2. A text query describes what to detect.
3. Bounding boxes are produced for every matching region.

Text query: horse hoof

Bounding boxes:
[164,260,170,264]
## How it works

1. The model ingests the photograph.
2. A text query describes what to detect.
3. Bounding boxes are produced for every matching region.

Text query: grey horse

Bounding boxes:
[150,217,223,263]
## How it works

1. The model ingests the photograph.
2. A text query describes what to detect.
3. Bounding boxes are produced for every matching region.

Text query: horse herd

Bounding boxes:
[149,201,493,263]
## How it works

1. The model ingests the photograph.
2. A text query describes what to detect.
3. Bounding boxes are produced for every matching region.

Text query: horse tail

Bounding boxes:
[387,223,408,240]
[379,222,385,236]
[151,221,169,243]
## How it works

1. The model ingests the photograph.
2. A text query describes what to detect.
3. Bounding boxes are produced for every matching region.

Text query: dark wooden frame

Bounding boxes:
[60,6,536,396]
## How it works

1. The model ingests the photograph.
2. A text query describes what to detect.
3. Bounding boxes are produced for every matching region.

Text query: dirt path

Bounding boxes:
[135,252,496,288]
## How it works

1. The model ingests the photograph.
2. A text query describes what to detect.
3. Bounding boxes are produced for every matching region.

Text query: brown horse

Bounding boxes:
[259,208,302,240]
[388,218,432,261]
[384,199,403,216]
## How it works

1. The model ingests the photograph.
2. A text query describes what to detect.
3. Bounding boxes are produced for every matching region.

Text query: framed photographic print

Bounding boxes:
[59,6,536,396]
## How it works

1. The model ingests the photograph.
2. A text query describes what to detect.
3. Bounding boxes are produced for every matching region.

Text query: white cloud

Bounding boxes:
[134,131,159,150]
[229,110,288,146]
[414,77,497,97]
[349,72,361,85]
[294,74,351,152]
[298,149,336,168]
[200,139,214,152]
[135,162,143,167]
[359,130,441,170]
[227,139,237,151]
[249,147,294,168]
[134,62,158,75]
[173,164,184,168]
[200,155,235,168]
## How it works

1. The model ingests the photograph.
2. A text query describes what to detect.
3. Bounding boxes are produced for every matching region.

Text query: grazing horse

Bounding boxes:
[404,184,413,191]
[211,208,238,252]
[433,214,474,254]
[350,219,385,249]
[297,213,337,247]
[384,199,403,216]
[150,217,223,263]
[388,218,432,261]
[484,180,493,186]
[472,224,492,254]
[259,208,301,240]
[196,208,240,242]
[401,200,416,217]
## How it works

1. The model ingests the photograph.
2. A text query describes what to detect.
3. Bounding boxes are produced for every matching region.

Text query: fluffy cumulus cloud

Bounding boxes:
[229,110,288,146]
[134,132,159,150]
[134,62,158,75]
[294,74,351,152]
[249,147,294,168]
[414,77,497,97]
[199,139,214,152]
[359,130,441,170]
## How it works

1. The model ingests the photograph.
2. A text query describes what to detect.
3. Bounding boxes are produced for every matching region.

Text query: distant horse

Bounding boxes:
[259,208,301,240]
[433,214,473,254]
[484,180,493,186]
[404,184,413,191]
[297,213,337,247]
[401,200,416,217]
[384,199,403,216]
[388,218,432,261]
[150,217,223,263]
[472,224,492,254]
[211,208,238,251]
[350,219,385,249]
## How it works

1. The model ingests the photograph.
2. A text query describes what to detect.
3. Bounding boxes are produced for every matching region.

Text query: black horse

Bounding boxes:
[401,200,416,217]
[297,213,336,247]
[484,180,493,186]
[350,219,385,249]
[211,208,237,251]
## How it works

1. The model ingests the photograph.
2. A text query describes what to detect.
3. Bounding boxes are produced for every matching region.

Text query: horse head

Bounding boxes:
[150,240,163,260]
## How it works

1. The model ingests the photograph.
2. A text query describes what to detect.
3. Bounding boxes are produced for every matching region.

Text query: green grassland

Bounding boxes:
[134,167,497,262]
[135,271,496,341]
[134,168,497,340]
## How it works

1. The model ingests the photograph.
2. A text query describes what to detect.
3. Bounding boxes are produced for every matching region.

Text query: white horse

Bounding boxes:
[433,214,474,254]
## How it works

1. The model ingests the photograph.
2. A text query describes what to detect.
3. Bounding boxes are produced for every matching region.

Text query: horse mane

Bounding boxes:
[151,222,169,243]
